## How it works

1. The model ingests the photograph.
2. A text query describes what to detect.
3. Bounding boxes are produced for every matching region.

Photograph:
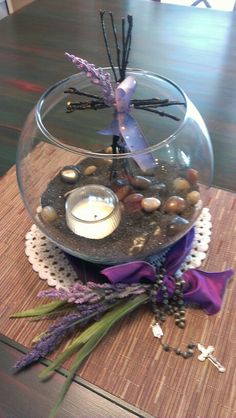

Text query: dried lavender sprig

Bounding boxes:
[65,52,114,106]
[14,312,85,370]
[38,281,150,308]
[14,300,113,371]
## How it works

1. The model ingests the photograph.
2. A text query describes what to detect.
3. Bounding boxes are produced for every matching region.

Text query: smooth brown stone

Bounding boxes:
[116,185,131,201]
[123,193,144,204]
[186,190,201,205]
[40,206,58,223]
[163,196,186,214]
[119,202,125,212]
[60,167,79,184]
[124,202,142,214]
[129,176,152,190]
[186,168,199,184]
[173,177,190,192]
[105,146,113,154]
[83,165,97,176]
[141,197,161,213]
[166,215,189,236]
[152,182,167,195]
[105,159,113,166]
[111,178,128,190]
[153,226,161,237]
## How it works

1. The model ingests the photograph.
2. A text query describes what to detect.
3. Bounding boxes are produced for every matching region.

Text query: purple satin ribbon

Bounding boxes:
[101,229,233,315]
[99,76,155,171]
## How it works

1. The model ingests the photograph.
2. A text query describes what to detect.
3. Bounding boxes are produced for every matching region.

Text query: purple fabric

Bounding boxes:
[101,228,234,315]
[99,76,155,171]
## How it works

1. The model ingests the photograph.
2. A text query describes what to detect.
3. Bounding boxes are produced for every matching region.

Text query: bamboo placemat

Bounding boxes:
[0,166,236,418]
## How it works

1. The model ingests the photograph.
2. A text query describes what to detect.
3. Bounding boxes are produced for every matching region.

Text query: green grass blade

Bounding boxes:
[48,326,108,418]
[10,300,67,318]
[48,294,149,418]
[38,310,114,379]
[39,294,148,380]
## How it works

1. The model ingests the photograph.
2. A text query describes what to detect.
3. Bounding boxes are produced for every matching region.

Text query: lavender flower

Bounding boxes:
[13,306,102,371]
[14,280,149,371]
[38,281,150,307]
[65,52,115,106]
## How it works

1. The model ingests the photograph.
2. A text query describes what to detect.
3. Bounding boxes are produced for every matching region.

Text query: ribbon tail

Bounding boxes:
[182,268,234,315]
[101,261,156,284]
[98,118,120,136]
[118,113,156,172]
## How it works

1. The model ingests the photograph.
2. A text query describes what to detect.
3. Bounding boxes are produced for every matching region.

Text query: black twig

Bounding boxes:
[120,17,126,81]
[136,106,181,121]
[64,88,101,100]
[66,100,108,113]
[124,15,133,72]
[100,10,118,83]
[109,12,121,76]
[65,88,185,120]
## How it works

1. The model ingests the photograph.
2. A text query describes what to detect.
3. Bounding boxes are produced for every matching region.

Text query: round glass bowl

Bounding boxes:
[16,68,213,264]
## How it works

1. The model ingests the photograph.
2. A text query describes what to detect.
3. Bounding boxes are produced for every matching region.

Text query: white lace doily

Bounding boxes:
[25,208,212,289]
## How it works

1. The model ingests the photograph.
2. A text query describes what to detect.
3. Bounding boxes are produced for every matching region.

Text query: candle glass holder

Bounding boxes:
[16,69,213,264]
[65,185,121,239]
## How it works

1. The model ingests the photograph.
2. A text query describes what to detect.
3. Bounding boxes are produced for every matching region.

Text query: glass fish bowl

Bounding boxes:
[16,68,213,264]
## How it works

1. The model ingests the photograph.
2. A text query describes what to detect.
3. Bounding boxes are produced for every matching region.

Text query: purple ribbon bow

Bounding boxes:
[99,76,155,171]
[102,229,233,315]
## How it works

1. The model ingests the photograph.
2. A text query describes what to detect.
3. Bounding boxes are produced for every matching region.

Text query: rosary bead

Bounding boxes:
[187,348,194,356]
[187,343,197,349]
[175,319,180,325]
[163,298,169,305]
[175,348,182,355]
[182,352,189,359]
[178,321,186,329]
[180,310,186,316]
[174,312,180,318]
[162,344,171,352]
[178,300,184,306]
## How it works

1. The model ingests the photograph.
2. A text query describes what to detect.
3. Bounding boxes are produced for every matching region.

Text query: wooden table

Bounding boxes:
[0,1,236,418]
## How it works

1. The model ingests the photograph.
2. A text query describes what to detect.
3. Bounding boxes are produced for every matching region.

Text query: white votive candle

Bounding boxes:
[65,185,121,239]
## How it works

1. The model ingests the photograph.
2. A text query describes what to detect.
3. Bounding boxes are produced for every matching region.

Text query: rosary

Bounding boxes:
[150,268,225,372]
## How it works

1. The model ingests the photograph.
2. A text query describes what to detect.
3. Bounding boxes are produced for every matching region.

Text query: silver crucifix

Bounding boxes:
[197,343,225,373]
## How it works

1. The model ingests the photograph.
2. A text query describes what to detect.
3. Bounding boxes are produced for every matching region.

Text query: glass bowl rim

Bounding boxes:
[35,67,189,159]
